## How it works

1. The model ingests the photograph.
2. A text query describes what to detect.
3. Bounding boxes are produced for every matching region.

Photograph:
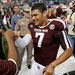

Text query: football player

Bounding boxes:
[14,3,72,75]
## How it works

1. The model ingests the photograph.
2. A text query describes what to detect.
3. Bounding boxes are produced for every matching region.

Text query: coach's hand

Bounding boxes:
[43,65,54,75]
[13,30,20,40]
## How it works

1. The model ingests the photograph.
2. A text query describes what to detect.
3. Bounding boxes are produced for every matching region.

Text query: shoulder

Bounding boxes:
[49,19,66,30]
[0,59,17,74]
[28,21,34,28]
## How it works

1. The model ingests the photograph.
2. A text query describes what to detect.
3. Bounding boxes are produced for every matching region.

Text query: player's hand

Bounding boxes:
[43,65,54,75]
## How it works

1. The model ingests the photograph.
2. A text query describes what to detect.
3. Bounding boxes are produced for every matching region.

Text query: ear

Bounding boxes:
[43,10,47,17]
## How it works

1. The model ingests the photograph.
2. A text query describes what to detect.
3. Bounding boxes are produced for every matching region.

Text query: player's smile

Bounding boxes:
[31,9,43,26]
[33,19,38,24]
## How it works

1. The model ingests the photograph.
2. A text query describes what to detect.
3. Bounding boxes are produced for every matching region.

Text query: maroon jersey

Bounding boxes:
[0,59,17,75]
[28,19,71,66]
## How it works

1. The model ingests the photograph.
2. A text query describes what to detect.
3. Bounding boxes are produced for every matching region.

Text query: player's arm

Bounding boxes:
[44,30,72,75]
[15,29,32,48]
[44,48,72,75]
[4,29,19,73]
[51,31,72,65]
[51,48,72,68]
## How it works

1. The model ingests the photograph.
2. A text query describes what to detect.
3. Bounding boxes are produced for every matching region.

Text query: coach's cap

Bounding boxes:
[23,4,31,11]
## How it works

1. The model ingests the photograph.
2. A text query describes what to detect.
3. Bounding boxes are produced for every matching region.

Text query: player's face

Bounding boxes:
[31,9,45,26]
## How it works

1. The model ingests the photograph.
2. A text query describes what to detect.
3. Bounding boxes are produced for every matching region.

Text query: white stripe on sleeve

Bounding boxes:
[62,31,70,49]
[8,59,18,74]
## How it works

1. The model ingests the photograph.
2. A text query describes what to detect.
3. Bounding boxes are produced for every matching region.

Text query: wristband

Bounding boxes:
[49,63,55,68]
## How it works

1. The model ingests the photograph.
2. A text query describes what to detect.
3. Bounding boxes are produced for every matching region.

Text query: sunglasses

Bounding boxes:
[23,10,29,13]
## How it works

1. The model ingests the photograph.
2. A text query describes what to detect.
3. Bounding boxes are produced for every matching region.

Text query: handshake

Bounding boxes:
[4,29,20,41]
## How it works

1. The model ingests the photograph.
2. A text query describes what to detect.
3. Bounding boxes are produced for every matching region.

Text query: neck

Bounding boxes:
[24,16,30,21]
[42,20,48,26]
[16,13,20,17]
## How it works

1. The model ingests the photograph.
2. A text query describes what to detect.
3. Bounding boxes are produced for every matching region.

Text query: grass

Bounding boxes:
[2,33,18,59]
[2,35,8,59]
[2,24,9,59]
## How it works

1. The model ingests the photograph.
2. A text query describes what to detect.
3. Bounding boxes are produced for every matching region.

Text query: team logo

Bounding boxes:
[30,25,33,28]
[50,24,55,30]
[37,65,40,70]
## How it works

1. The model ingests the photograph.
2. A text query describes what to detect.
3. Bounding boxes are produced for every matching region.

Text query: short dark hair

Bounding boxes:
[56,7,62,17]
[13,4,19,8]
[31,3,47,13]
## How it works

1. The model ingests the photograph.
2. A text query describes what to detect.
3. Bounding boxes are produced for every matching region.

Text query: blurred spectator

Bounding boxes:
[11,4,23,31]
[47,8,56,19]
[67,5,75,51]
[0,6,4,16]
[69,1,74,9]
[6,8,12,28]
[56,7,62,19]
[59,4,67,11]
[0,10,6,59]
[3,7,8,15]
[61,11,68,32]
[3,8,12,29]
[48,1,51,8]
[59,4,63,8]
[15,4,33,69]
[61,11,68,20]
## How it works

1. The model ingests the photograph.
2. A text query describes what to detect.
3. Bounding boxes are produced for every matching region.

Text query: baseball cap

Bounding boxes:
[23,4,31,12]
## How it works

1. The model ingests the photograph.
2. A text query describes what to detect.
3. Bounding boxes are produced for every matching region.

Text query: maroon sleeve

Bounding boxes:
[56,30,71,50]
[0,60,16,75]
[50,20,71,50]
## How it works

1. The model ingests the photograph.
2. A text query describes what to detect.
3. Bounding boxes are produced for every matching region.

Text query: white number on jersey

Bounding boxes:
[35,32,44,47]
